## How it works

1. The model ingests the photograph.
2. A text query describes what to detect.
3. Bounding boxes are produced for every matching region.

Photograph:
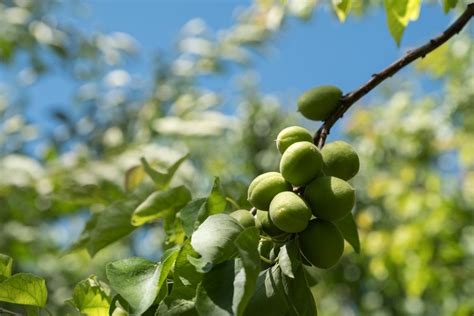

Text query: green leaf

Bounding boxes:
[335,212,360,253]
[131,186,192,226]
[443,0,458,13]
[244,265,289,316]
[332,0,352,22]
[180,198,207,237]
[125,165,146,192]
[206,177,227,216]
[68,185,155,256]
[155,248,180,305]
[106,257,160,315]
[0,254,13,278]
[280,264,317,316]
[278,241,300,279]
[195,260,235,316]
[190,214,244,267]
[0,273,47,307]
[68,276,111,316]
[194,228,261,316]
[141,154,189,189]
[180,178,227,237]
[232,228,261,316]
[173,240,203,290]
[156,296,197,316]
[384,0,422,45]
[87,200,140,256]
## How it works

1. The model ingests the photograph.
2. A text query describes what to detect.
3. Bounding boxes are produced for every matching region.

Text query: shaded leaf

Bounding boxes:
[0,273,47,307]
[68,185,154,256]
[443,0,458,13]
[155,248,180,305]
[232,227,260,316]
[278,241,300,279]
[281,264,317,316]
[180,198,207,237]
[335,212,360,253]
[195,260,235,316]
[68,276,111,316]
[206,177,227,216]
[244,265,288,316]
[0,254,12,278]
[174,240,203,290]
[131,186,192,226]
[106,257,160,315]
[141,154,189,189]
[87,199,140,256]
[180,178,227,237]
[156,296,197,316]
[191,214,244,266]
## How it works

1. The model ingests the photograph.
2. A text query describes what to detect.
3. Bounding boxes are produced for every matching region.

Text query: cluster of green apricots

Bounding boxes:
[230,86,360,269]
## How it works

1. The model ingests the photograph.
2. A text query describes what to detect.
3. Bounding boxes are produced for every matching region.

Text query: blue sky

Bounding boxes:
[82,0,451,92]
[3,1,454,143]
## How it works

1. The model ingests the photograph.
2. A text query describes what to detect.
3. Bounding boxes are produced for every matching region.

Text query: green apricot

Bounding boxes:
[322,141,360,180]
[280,141,323,186]
[248,172,292,210]
[276,126,313,154]
[269,192,311,233]
[230,209,255,228]
[304,176,355,221]
[298,219,344,269]
[297,85,343,121]
[255,209,285,237]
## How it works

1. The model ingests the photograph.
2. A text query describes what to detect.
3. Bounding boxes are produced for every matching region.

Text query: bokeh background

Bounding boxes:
[0,0,473,315]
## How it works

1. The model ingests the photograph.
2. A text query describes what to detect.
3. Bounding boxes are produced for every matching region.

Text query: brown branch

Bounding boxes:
[314,3,474,148]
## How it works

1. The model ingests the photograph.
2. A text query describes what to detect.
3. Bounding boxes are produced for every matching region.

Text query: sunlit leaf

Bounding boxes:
[68,276,111,316]
[131,185,192,226]
[384,0,422,45]
[0,254,13,278]
[0,273,47,307]
[332,0,352,22]
[124,165,146,192]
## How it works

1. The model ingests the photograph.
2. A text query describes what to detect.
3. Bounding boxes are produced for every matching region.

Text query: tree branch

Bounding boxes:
[314,3,474,148]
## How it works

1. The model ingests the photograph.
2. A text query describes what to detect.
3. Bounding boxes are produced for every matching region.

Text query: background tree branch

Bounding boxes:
[314,3,474,148]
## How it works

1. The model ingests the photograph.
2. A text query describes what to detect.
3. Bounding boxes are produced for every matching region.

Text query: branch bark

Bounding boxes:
[314,3,474,148]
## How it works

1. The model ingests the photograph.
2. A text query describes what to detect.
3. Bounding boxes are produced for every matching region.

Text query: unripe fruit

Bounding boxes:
[230,209,255,228]
[322,141,360,180]
[297,85,343,121]
[280,141,323,186]
[276,126,313,154]
[269,192,312,233]
[298,219,344,269]
[304,176,355,221]
[255,209,285,237]
[248,172,292,210]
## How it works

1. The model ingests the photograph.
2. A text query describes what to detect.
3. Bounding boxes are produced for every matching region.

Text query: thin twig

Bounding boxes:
[314,3,474,148]
[0,307,22,316]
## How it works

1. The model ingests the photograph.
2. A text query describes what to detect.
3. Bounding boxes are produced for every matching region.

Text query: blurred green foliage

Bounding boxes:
[0,0,472,315]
